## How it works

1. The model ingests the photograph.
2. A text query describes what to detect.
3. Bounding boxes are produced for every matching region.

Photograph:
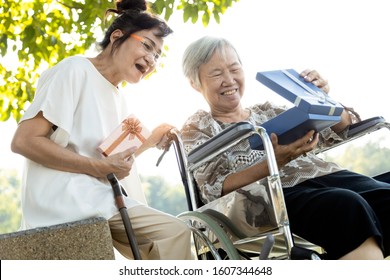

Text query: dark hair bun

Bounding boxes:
[116,0,147,13]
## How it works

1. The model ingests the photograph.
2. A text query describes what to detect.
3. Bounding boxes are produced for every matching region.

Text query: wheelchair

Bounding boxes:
[165,116,390,260]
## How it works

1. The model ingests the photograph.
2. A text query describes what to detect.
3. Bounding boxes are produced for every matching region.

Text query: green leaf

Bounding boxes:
[202,11,210,26]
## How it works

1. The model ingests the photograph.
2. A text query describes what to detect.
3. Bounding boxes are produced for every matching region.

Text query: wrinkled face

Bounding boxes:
[195,46,245,114]
[113,28,163,83]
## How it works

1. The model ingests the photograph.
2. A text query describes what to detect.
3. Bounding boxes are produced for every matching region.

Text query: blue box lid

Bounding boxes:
[249,107,341,150]
[256,69,344,116]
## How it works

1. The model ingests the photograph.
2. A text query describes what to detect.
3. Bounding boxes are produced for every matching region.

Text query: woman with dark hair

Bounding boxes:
[11,0,192,260]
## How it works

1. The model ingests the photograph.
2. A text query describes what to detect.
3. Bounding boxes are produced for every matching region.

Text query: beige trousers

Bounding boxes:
[109,204,193,260]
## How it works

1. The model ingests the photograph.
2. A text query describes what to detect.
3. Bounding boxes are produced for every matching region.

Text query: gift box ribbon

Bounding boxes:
[281,69,337,115]
[103,118,146,156]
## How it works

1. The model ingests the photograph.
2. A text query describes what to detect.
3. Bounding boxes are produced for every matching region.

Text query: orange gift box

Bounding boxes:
[98,114,151,157]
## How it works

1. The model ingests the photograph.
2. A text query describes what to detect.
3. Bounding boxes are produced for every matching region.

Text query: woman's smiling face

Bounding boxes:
[113,28,163,84]
[196,45,245,115]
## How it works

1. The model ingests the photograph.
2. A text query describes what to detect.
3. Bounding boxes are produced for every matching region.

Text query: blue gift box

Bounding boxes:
[250,69,344,150]
[256,69,343,116]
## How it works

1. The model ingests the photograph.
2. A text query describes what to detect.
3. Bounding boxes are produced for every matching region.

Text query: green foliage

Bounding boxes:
[323,137,390,177]
[142,175,188,216]
[154,0,235,25]
[0,169,22,234]
[0,0,239,123]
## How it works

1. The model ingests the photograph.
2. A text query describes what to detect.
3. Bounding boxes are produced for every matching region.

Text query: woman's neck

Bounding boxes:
[211,107,250,124]
[88,53,119,87]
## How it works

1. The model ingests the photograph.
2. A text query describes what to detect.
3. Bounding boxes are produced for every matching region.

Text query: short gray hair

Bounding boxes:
[182,36,241,88]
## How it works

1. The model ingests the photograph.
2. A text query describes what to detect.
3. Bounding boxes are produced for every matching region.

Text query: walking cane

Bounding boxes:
[107,173,142,260]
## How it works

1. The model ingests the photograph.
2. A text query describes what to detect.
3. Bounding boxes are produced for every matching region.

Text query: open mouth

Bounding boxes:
[221,89,237,96]
[135,63,146,74]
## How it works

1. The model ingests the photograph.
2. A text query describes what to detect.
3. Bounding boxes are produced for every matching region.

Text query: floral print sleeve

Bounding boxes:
[181,110,232,203]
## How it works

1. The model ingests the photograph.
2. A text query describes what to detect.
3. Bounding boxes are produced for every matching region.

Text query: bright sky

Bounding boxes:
[1,0,390,185]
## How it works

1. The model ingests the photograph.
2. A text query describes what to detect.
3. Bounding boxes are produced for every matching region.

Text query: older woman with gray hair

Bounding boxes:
[180,35,390,260]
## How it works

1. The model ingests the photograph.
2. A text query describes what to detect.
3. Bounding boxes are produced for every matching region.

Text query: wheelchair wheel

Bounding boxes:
[178,211,241,260]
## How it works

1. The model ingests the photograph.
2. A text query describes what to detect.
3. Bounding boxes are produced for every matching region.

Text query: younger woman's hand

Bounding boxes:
[102,147,136,180]
[135,123,175,156]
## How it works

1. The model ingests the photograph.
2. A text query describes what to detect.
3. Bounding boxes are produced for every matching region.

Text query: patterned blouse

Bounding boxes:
[181,102,347,204]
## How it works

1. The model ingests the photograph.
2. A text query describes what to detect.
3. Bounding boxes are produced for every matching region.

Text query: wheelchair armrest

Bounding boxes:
[316,116,390,154]
[188,122,255,164]
[347,116,386,138]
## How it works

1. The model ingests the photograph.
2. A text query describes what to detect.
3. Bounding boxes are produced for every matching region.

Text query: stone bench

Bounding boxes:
[0,217,115,260]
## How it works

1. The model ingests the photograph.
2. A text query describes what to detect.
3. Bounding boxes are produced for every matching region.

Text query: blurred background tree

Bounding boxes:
[0,0,238,122]
[322,136,390,177]
[142,175,188,216]
[0,169,22,233]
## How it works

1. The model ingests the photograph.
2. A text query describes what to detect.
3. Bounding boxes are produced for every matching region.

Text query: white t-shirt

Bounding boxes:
[20,56,147,229]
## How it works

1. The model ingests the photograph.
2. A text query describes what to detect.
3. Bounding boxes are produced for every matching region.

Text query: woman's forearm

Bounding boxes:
[331,108,353,133]
[222,161,269,196]
[12,133,108,178]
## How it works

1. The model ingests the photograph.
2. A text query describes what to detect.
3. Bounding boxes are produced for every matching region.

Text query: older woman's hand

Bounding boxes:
[300,69,330,94]
[271,130,319,167]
